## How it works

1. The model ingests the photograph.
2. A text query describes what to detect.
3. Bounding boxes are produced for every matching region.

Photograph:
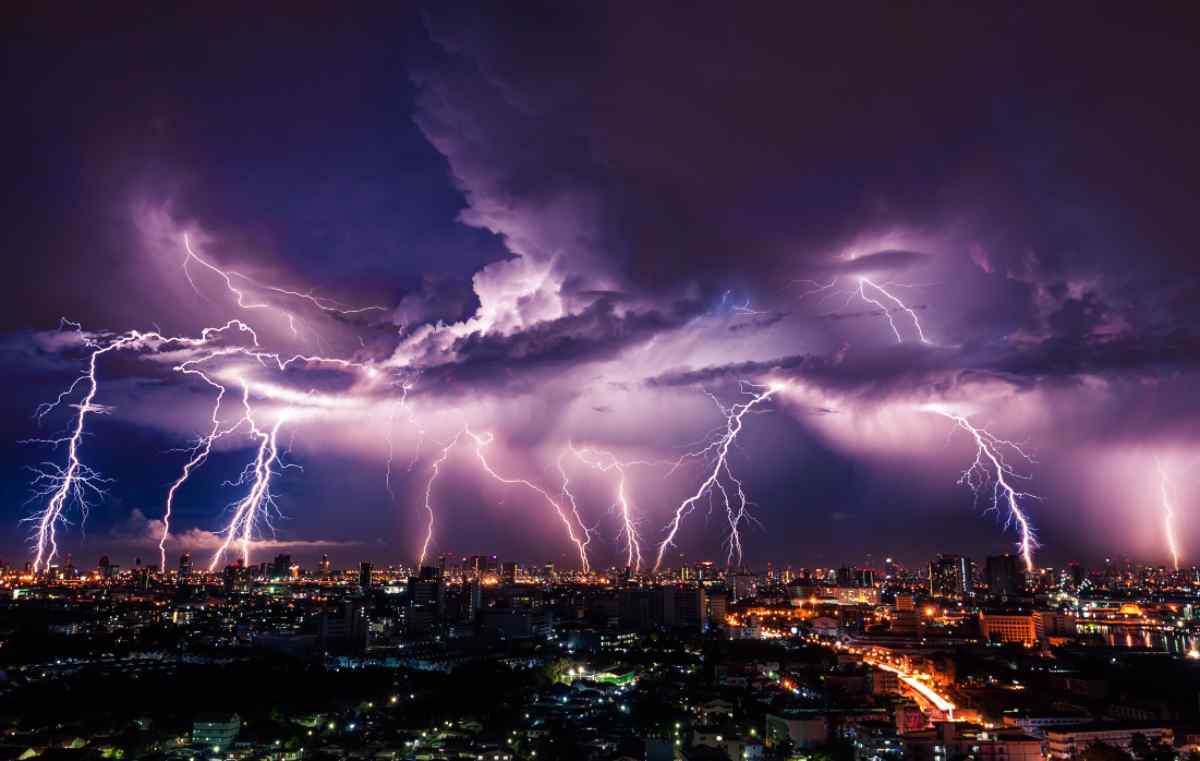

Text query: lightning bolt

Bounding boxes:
[26,320,262,572]
[414,427,594,572]
[29,232,387,574]
[384,383,422,501]
[856,277,930,344]
[418,430,462,569]
[208,384,294,571]
[158,337,376,572]
[566,445,643,572]
[1156,458,1181,571]
[182,234,386,337]
[654,381,780,572]
[793,275,931,343]
[464,426,592,572]
[555,450,597,567]
[924,405,1040,571]
[158,359,239,572]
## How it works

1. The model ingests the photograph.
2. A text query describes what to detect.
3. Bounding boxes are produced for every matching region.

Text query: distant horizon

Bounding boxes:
[12,545,1187,576]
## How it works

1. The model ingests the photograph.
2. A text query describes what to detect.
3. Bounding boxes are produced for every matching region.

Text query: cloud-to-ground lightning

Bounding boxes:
[418,429,462,569]
[1156,458,1181,571]
[27,320,258,572]
[923,405,1040,571]
[414,427,594,572]
[208,384,294,571]
[555,450,596,567]
[465,427,593,572]
[567,445,643,572]
[158,358,239,572]
[654,381,781,572]
[384,383,423,501]
[27,228,392,574]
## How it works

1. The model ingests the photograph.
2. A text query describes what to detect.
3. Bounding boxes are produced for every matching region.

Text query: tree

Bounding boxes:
[1130,734,1176,761]
[1078,741,1134,761]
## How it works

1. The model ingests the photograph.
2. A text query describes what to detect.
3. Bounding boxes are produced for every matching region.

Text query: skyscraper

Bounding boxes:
[985,554,1021,598]
[929,554,973,599]
[359,561,372,590]
[179,552,193,578]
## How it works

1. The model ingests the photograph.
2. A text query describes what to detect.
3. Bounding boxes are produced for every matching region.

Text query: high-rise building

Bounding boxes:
[359,561,373,590]
[409,569,445,635]
[985,554,1021,598]
[272,554,292,580]
[731,572,757,601]
[319,554,332,579]
[502,561,518,584]
[929,554,973,599]
[318,600,369,653]
[1068,561,1085,588]
[892,593,920,637]
[223,561,249,594]
[178,552,193,578]
[466,579,482,621]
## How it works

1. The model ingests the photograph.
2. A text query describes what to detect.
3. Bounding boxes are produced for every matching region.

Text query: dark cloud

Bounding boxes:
[415,298,698,394]
[4,3,1200,567]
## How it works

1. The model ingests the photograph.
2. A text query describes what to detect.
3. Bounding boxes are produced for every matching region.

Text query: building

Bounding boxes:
[1044,723,1174,760]
[318,600,368,652]
[1004,713,1093,739]
[192,713,241,748]
[929,555,973,599]
[272,554,291,580]
[766,712,828,749]
[359,561,372,589]
[979,611,1038,646]
[708,591,729,624]
[732,573,757,601]
[848,721,903,761]
[835,586,882,605]
[869,670,901,695]
[617,587,708,631]
[178,552,193,578]
[985,554,1021,598]
[479,608,552,638]
[892,594,920,637]
[1035,611,1077,639]
[903,723,1040,761]
[676,586,709,631]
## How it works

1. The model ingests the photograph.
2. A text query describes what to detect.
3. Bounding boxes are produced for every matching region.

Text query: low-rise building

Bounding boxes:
[979,612,1037,646]
[903,722,1040,761]
[1044,722,1173,760]
[766,712,828,749]
[192,713,241,749]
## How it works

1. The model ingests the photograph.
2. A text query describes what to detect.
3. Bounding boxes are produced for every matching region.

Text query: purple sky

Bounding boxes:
[3,4,1199,572]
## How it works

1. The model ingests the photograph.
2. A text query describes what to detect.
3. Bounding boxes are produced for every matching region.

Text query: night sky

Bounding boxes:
[4,4,1199,572]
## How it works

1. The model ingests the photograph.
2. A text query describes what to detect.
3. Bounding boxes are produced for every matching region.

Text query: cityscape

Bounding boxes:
[5,3,1200,761]
[2,552,1199,761]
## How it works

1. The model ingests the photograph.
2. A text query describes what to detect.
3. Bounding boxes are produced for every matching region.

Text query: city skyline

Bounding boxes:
[5,5,1200,573]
